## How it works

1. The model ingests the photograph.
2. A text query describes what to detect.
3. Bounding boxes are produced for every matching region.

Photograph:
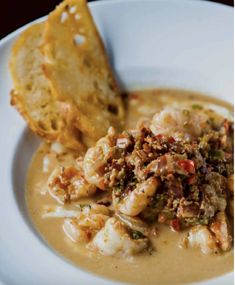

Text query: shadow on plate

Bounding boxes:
[11,128,88,267]
[11,128,44,240]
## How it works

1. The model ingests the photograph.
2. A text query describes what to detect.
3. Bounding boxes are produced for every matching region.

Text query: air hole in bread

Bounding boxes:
[108,104,118,115]
[38,120,47,131]
[51,119,58,130]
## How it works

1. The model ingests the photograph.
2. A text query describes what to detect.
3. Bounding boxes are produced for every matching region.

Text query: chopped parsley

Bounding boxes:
[191,104,203,110]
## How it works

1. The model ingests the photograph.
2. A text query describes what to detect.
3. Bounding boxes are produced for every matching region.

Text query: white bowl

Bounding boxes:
[0,0,233,284]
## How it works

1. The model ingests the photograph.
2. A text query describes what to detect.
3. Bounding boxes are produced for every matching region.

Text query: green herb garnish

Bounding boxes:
[209,149,224,160]
[191,104,203,110]
[131,230,145,240]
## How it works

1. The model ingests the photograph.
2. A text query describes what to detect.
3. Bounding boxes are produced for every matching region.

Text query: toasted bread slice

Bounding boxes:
[10,23,84,150]
[43,0,124,146]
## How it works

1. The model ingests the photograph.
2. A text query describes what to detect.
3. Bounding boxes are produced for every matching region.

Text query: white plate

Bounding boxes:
[0,0,233,284]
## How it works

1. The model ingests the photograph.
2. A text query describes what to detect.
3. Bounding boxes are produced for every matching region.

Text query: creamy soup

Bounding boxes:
[26,89,233,285]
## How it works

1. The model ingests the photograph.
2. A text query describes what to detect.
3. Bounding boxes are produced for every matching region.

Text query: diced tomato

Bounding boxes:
[168,137,175,144]
[155,134,164,140]
[170,219,180,232]
[177,160,195,174]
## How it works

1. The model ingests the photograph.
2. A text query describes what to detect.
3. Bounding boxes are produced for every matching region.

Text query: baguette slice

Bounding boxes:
[10,23,84,150]
[43,0,125,146]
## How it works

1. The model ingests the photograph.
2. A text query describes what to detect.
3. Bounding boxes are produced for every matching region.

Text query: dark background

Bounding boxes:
[0,0,233,39]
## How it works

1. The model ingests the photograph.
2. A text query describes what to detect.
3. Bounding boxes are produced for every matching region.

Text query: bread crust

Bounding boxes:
[9,23,84,150]
[10,0,125,150]
[43,0,124,146]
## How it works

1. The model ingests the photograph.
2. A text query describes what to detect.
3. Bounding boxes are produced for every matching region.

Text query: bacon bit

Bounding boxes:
[158,155,168,168]
[116,137,129,148]
[143,143,151,153]
[112,161,122,171]
[169,180,183,198]
[170,219,180,232]
[177,160,195,174]
[136,150,147,160]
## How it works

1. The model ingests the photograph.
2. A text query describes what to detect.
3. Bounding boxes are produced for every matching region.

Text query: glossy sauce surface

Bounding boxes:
[26,89,233,285]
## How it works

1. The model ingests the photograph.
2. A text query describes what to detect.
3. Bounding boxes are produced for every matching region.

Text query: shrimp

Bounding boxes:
[47,165,96,204]
[42,206,80,218]
[182,225,218,254]
[150,107,209,140]
[63,204,110,243]
[63,219,89,242]
[113,177,159,216]
[83,127,116,189]
[115,212,150,236]
[90,217,148,257]
[210,212,232,252]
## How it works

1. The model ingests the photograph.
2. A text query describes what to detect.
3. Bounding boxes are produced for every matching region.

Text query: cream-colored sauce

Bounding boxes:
[26,89,233,285]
